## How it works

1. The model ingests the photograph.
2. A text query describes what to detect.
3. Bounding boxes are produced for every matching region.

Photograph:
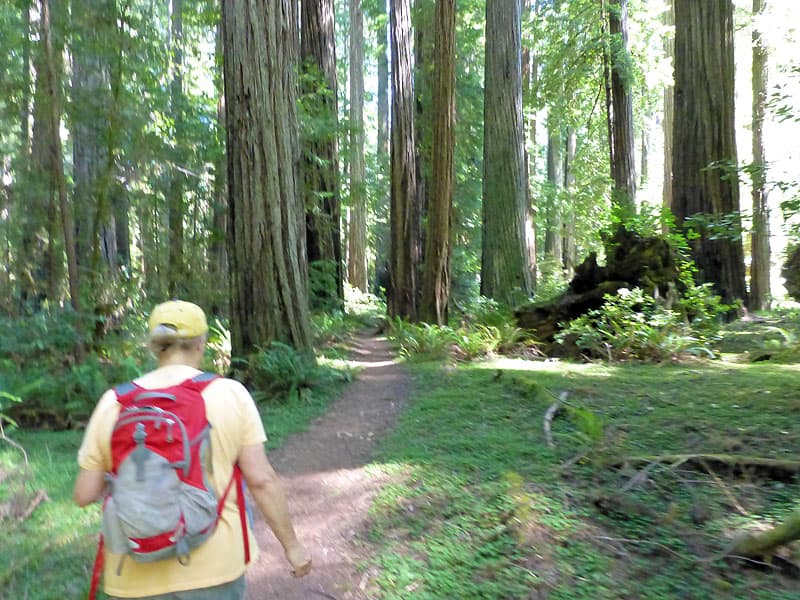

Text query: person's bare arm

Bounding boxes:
[73,468,105,507]
[238,443,312,577]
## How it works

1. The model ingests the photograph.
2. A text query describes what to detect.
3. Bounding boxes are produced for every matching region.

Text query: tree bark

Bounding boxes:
[301,0,342,308]
[376,0,390,158]
[481,0,532,305]
[211,20,228,289]
[606,0,637,214]
[389,0,420,320]
[662,0,674,229]
[672,0,747,308]
[41,0,80,314]
[563,129,578,278]
[348,0,368,292]
[544,128,563,268]
[223,0,312,355]
[522,0,538,290]
[420,0,456,325]
[750,0,770,311]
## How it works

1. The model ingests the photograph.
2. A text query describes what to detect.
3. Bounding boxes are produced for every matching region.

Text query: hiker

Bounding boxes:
[73,299,312,599]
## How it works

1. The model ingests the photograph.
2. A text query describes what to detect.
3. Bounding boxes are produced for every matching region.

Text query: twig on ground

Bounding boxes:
[699,459,748,516]
[591,535,685,559]
[0,421,28,464]
[543,392,568,449]
[19,489,49,521]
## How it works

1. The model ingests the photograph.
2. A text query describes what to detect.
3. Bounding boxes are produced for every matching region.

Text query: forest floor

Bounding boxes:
[245,330,409,600]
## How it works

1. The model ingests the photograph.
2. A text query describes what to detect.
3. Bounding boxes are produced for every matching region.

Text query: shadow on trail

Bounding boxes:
[245,332,409,600]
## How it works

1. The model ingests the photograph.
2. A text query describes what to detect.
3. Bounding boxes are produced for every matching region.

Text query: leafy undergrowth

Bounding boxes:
[364,344,800,598]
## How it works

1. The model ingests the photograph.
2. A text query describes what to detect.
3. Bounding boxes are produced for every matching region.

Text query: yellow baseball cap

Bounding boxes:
[148,300,208,338]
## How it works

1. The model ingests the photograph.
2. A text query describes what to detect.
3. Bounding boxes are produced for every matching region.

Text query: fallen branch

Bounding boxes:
[611,454,800,481]
[19,489,49,521]
[543,392,567,448]
[730,509,800,559]
[699,459,748,516]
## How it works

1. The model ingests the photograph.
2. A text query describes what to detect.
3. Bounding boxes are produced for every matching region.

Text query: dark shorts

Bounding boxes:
[109,575,245,600]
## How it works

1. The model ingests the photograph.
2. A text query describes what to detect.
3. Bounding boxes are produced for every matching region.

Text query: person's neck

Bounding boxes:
[158,353,202,369]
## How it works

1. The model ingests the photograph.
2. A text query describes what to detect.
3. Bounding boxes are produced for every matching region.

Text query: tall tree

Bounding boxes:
[389,0,420,319]
[222,0,313,355]
[348,0,368,292]
[71,0,117,293]
[482,0,531,305]
[662,0,674,227]
[168,0,185,296]
[420,0,456,325]
[605,0,637,214]
[41,0,80,312]
[543,128,563,268]
[750,0,770,310]
[301,0,343,307]
[672,0,746,307]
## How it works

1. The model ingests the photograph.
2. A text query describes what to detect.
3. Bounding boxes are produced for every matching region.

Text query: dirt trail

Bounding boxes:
[245,332,409,600]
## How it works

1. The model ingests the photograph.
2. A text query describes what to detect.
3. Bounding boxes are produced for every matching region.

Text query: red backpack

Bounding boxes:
[88,373,250,599]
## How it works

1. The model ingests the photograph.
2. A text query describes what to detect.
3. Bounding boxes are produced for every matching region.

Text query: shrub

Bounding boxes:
[246,342,318,402]
[386,318,456,361]
[555,286,722,362]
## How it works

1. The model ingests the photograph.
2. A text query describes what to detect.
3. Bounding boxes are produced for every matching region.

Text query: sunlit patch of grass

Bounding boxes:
[364,357,800,599]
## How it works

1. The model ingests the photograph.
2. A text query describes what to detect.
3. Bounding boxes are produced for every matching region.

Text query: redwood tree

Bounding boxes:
[606,0,637,214]
[481,0,532,305]
[750,0,770,310]
[389,0,420,319]
[420,0,456,325]
[672,0,746,307]
[348,0,368,292]
[301,0,343,307]
[222,0,312,355]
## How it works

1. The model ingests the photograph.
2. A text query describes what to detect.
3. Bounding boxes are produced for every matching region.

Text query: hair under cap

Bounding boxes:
[148,300,208,338]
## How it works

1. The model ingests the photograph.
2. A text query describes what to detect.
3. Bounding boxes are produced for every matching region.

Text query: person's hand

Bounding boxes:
[285,541,312,578]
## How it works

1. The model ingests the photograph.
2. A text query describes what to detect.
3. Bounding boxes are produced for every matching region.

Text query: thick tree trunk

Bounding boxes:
[301,0,342,308]
[211,21,228,288]
[374,0,391,297]
[672,0,747,308]
[522,0,538,290]
[41,0,80,314]
[376,0,389,158]
[389,0,420,320]
[481,0,532,304]
[750,0,770,311]
[72,0,116,292]
[420,0,456,325]
[544,129,563,267]
[348,0,368,293]
[662,0,674,228]
[563,129,578,278]
[223,0,312,355]
[607,0,637,214]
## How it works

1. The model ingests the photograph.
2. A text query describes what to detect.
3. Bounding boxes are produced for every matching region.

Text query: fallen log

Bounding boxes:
[610,454,800,482]
[730,510,800,559]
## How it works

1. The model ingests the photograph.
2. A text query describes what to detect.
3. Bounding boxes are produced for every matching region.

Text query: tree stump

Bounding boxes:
[515,226,681,347]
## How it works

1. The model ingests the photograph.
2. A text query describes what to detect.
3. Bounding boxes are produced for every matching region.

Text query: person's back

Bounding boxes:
[74,300,311,599]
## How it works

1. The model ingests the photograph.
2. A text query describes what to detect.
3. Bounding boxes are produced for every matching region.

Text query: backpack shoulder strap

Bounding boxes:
[182,371,220,393]
[113,381,137,397]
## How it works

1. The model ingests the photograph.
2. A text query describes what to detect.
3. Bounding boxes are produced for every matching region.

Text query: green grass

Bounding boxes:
[363,348,800,598]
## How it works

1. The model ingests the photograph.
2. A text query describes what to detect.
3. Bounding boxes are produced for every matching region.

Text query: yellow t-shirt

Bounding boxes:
[78,365,266,598]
